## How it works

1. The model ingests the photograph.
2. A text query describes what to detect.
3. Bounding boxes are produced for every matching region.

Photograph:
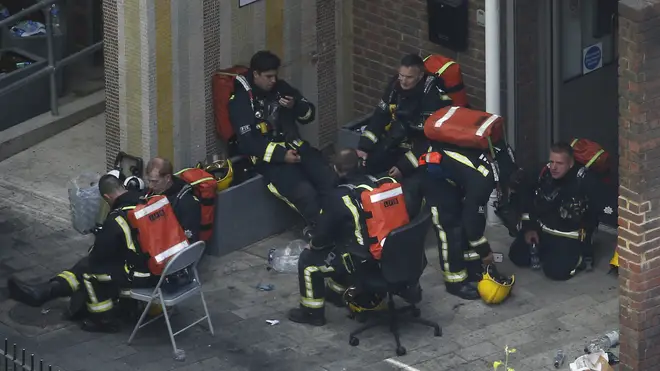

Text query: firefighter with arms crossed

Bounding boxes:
[356,54,452,180]
[229,50,337,238]
[509,142,608,280]
[7,175,158,332]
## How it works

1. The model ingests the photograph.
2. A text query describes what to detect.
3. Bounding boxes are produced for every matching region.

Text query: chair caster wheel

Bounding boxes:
[412,307,421,318]
[434,327,442,337]
[349,336,359,346]
[396,346,407,356]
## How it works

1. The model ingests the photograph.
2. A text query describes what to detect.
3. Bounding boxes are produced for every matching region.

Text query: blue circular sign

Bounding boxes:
[584,45,602,71]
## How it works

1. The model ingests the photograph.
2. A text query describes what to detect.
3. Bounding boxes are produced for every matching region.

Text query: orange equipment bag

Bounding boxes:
[423,54,469,107]
[126,195,190,275]
[424,106,505,150]
[570,138,610,173]
[175,168,217,242]
[212,65,250,142]
[355,181,410,260]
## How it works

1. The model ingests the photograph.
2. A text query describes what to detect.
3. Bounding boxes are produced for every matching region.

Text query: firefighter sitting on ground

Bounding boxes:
[356,54,452,180]
[508,142,609,280]
[7,175,159,333]
[229,50,338,239]
[288,149,421,326]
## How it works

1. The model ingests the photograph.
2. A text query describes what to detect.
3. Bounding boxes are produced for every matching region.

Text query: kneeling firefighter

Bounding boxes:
[8,174,159,332]
[288,149,418,326]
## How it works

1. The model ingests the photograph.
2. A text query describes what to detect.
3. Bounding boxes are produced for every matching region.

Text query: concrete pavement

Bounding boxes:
[0,116,620,370]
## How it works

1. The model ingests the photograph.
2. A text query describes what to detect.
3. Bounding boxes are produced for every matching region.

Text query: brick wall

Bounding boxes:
[351,0,487,116]
[316,0,338,147]
[616,1,660,370]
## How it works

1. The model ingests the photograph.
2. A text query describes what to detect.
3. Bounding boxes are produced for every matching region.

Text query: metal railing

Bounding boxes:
[0,0,103,115]
[0,339,61,371]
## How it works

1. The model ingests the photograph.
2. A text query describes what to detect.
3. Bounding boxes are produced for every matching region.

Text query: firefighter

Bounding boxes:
[288,149,409,326]
[420,144,496,300]
[7,175,158,332]
[356,54,452,179]
[145,157,201,242]
[508,142,609,280]
[229,50,337,238]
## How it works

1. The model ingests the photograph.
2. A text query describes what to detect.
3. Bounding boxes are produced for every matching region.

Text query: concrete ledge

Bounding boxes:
[208,172,300,256]
[0,90,105,162]
[336,114,370,150]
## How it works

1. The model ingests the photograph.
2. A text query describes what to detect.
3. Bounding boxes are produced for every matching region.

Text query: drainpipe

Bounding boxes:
[485,0,502,226]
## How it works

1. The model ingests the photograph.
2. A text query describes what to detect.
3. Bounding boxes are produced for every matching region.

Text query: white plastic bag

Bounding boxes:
[68,172,102,234]
[267,239,308,273]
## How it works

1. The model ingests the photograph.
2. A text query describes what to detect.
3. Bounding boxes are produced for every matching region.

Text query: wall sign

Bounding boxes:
[239,0,261,7]
[582,42,603,75]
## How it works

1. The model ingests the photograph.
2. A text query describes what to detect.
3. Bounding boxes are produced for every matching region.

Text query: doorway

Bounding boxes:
[542,0,619,226]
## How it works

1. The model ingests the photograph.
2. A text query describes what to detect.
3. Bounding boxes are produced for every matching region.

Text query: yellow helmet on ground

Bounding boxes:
[205,159,234,192]
[477,264,515,305]
[344,287,387,313]
[610,251,618,268]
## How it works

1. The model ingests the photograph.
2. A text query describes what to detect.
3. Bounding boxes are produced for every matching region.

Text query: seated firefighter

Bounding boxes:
[356,54,452,179]
[229,50,337,238]
[508,142,609,280]
[7,175,159,332]
[288,149,422,326]
[145,157,201,242]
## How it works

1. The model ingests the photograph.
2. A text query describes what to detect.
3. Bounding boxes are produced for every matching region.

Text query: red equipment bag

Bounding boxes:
[357,182,410,260]
[175,168,217,242]
[423,54,469,107]
[570,138,610,173]
[126,195,190,275]
[424,106,505,150]
[212,66,250,141]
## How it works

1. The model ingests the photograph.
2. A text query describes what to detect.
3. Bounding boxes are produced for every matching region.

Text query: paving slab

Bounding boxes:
[0,118,620,370]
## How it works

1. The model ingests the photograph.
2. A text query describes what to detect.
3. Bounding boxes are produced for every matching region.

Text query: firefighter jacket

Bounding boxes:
[162,176,202,243]
[89,191,147,273]
[228,73,316,163]
[520,165,609,240]
[358,73,452,176]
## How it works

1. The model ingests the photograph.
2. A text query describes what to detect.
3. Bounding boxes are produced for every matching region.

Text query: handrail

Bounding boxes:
[0,0,103,116]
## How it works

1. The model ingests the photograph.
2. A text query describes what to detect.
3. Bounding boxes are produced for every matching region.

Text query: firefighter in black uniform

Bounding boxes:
[356,54,452,179]
[420,142,500,300]
[145,157,201,242]
[288,149,421,326]
[7,175,158,332]
[229,50,337,237]
[509,142,608,280]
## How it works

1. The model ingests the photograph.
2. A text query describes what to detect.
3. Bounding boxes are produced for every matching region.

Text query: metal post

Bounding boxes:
[44,4,59,116]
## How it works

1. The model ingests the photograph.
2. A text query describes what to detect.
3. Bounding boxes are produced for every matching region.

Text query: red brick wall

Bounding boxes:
[617,1,660,370]
[351,0,487,116]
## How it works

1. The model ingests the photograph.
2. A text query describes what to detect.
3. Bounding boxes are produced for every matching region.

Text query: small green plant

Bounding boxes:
[493,345,517,371]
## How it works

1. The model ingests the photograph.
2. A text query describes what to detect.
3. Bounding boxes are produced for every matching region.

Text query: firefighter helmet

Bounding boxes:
[477,264,515,305]
[610,251,618,268]
[205,159,234,192]
[123,176,145,192]
[344,286,386,313]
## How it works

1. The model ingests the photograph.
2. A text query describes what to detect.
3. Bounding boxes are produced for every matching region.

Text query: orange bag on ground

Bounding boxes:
[126,195,190,275]
[212,66,250,141]
[570,138,610,173]
[355,182,410,260]
[175,168,217,242]
[424,106,504,150]
[423,54,469,107]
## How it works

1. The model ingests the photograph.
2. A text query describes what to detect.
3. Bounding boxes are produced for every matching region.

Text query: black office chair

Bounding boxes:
[347,211,441,356]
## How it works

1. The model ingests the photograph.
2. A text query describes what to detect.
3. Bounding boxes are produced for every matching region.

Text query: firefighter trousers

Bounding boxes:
[258,143,337,226]
[422,177,484,286]
[297,248,354,314]
[509,230,585,281]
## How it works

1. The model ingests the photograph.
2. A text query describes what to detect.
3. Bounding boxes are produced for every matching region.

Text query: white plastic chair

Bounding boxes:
[126,241,214,360]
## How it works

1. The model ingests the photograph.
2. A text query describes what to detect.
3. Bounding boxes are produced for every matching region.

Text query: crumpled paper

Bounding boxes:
[569,351,613,371]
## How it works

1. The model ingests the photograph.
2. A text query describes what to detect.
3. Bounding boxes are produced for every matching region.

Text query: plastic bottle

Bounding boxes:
[267,239,307,273]
[530,243,541,270]
[585,330,619,353]
[50,4,60,30]
[553,350,565,368]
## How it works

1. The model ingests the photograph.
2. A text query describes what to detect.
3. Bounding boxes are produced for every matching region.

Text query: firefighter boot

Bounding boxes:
[287,306,326,327]
[446,282,480,301]
[7,278,69,307]
[80,313,121,333]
